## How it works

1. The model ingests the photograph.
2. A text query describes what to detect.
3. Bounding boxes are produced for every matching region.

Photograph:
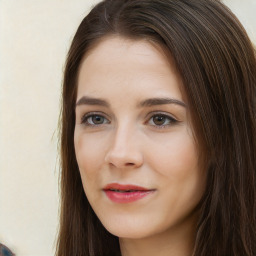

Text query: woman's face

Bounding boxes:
[74,36,205,239]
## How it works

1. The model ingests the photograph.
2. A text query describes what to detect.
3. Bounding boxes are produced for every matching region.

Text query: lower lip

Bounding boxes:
[104,190,154,203]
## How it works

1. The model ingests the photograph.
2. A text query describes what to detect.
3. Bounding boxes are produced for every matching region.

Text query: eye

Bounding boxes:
[148,114,178,127]
[81,113,109,126]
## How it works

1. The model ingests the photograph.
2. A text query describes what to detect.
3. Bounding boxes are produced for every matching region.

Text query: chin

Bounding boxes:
[105,225,151,239]
[98,213,162,239]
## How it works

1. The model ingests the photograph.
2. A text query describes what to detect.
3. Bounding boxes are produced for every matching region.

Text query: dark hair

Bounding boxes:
[56,0,256,255]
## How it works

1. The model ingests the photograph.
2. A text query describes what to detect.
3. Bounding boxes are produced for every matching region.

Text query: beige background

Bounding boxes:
[0,0,255,255]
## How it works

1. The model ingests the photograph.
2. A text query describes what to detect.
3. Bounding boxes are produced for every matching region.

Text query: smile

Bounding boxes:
[103,183,156,203]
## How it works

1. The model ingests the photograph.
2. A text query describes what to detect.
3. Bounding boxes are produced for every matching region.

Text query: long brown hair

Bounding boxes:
[56,0,256,255]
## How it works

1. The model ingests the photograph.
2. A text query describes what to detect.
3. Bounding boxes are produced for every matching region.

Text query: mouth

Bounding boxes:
[103,183,156,203]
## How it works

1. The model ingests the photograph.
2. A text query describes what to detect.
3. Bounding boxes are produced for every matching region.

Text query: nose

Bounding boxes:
[104,125,144,169]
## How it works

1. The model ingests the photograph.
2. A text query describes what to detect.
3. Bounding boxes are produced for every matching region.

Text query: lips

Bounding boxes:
[103,183,155,203]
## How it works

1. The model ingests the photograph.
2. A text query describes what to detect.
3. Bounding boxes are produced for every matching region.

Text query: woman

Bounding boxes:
[56,0,256,255]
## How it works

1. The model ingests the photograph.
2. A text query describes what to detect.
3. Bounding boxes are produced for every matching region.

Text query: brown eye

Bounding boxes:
[148,114,177,127]
[153,115,166,125]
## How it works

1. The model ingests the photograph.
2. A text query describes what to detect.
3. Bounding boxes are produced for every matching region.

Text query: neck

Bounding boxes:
[119,214,197,256]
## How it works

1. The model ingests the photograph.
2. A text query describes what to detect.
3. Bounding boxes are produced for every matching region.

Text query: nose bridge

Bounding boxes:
[113,121,133,149]
[105,120,143,168]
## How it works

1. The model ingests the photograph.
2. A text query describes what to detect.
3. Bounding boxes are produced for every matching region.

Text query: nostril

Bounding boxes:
[126,163,135,166]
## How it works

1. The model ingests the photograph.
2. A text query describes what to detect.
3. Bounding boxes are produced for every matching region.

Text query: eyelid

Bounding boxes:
[145,111,179,121]
[145,111,180,128]
[80,111,110,125]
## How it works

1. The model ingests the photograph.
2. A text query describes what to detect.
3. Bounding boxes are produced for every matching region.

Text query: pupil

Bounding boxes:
[153,116,165,125]
[93,116,103,124]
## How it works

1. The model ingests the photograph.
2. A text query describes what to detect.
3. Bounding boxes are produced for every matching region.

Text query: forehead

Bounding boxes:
[77,36,183,101]
[85,36,168,60]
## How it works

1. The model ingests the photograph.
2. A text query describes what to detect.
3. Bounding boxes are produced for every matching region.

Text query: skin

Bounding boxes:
[74,36,206,256]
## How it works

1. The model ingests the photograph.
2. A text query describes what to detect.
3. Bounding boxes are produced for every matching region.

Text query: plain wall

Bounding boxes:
[0,0,255,255]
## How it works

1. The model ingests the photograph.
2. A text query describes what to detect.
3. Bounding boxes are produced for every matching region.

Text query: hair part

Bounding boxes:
[56,0,256,255]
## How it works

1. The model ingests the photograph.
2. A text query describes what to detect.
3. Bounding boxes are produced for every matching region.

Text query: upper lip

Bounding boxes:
[103,183,154,191]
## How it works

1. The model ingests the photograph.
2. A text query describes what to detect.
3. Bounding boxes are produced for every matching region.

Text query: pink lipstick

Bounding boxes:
[103,183,155,203]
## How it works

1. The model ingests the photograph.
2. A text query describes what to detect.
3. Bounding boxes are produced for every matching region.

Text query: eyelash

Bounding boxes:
[147,113,178,128]
[81,112,110,126]
[80,112,179,128]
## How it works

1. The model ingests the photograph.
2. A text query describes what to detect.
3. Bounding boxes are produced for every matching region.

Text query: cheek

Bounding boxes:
[145,131,205,223]
[74,131,107,181]
[146,130,199,178]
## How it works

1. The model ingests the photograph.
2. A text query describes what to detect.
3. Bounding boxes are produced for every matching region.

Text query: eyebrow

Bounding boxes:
[138,97,187,108]
[76,96,110,108]
[75,96,186,108]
